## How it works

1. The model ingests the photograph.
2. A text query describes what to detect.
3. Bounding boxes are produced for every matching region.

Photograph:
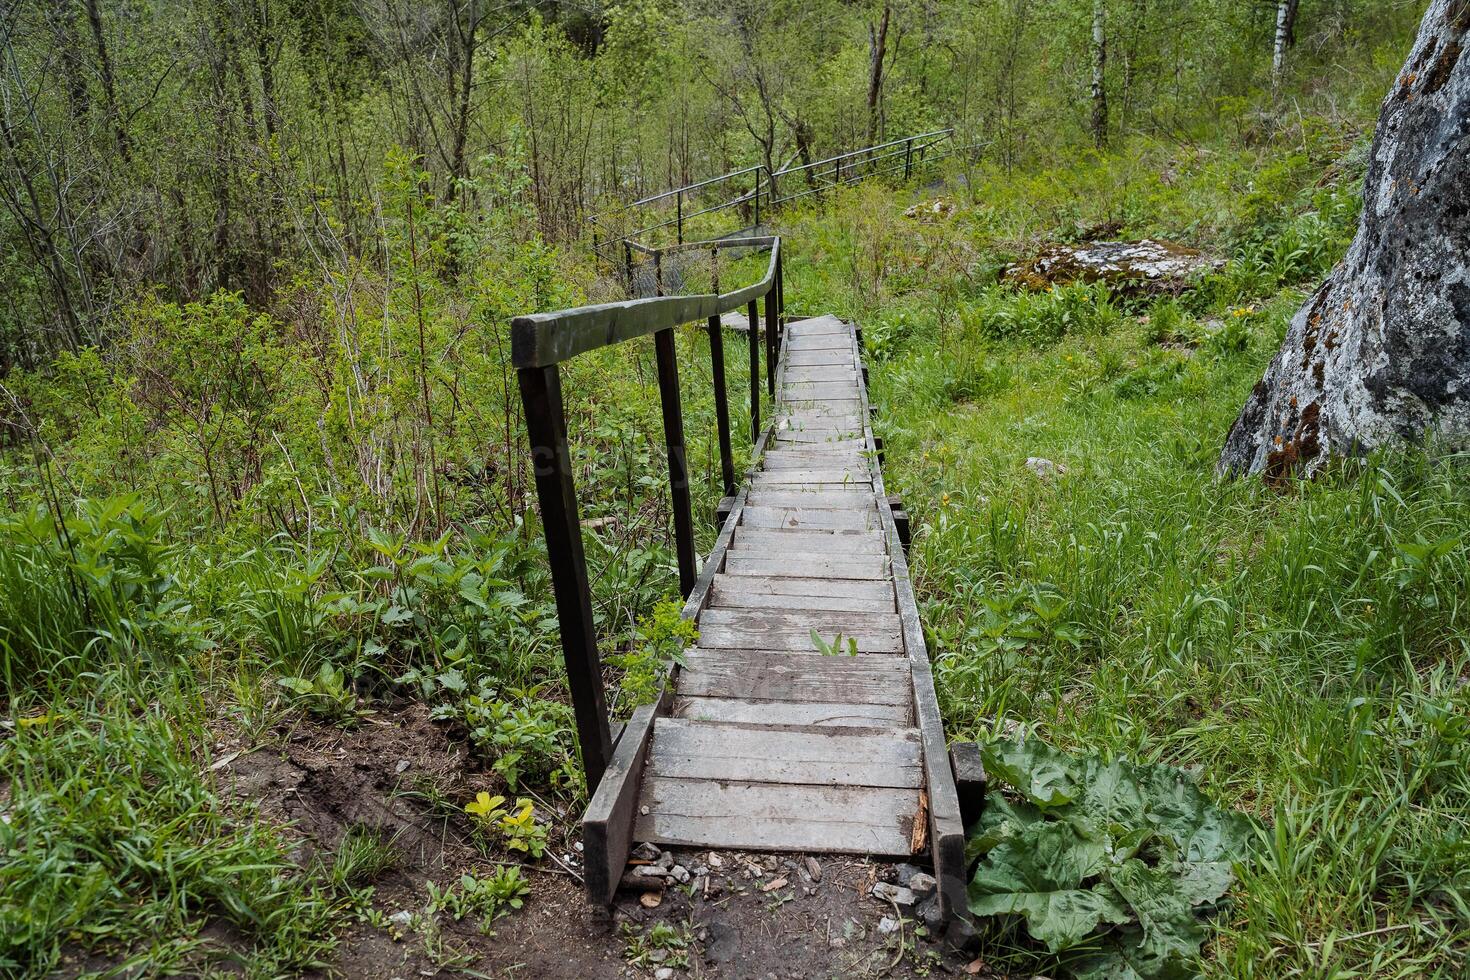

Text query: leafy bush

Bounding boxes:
[0,497,190,692]
[965,284,1121,349]
[968,738,1257,978]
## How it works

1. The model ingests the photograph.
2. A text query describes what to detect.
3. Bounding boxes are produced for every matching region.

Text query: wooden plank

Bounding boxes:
[786,338,855,351]
[697,609,904,654]
[772,430,867,445]
[709,588,893,614]
[676,649,910,704]
[674,696,911,728]
[746,490,875,508]
[750,469,870,485]
[762,451,871,470]
[647,718,922,787]
[783,367,860,383]
[786,351,854,366]
[724,554,890,579]
[581,692,667,904]
[711,573,895,602]
[740,508,881,530]
[635,777,919,855]
[700,608,902,634]
[781,383,864,400]
[733,527,888,553]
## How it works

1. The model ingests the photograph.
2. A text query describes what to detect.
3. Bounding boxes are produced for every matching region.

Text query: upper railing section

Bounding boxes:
[512,236,782,368]
[512,235,783,796]
[587,129,957,268]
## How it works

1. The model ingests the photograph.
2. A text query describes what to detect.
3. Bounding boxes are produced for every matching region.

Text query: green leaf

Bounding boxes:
[277,677,314,695]
[981,737,1084,808]
[967,821,1128,952]
[965,791,1043,863]
[1071,860,1209,980]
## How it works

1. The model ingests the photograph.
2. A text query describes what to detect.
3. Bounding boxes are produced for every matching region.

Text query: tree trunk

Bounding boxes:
[866,4,890,145]
[1220,0,1470,481]
[1272,0,1301,86]
[1090,0,1108,149]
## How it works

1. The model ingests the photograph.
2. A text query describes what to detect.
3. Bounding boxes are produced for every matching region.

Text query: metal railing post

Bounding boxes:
[516,364,613,793]
[904,138,913,179]
[655,328,696,598]
[753,173,761,229]
[764,289,777,397]
[747,299,760,441]
[709,314,736,498]
[676,190,683,244]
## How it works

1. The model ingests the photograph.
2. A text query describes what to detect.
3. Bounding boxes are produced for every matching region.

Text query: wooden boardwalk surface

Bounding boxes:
[586,314,965,916]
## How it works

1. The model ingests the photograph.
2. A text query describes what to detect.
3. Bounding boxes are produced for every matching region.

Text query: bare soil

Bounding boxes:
[210,703,985,979]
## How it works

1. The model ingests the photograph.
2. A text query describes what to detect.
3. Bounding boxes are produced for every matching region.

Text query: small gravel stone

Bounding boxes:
[670,865,691,884]
[871,882,917,906]
[893,863,923,886]
[908,872,938,896]
[803,856,822,882]
[654,968,675,980]
[878,916,901,936]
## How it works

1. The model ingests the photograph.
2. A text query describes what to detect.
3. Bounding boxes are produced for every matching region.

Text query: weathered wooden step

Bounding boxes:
[739,507,881,530]
[634,777,921,856]
[724,553,890,579]
[709,574,896,613]
[732,527,887,553]
[697,607,904,653]
[672,696,911,728]
[676,648,909,704]
[645,718,922,787]
[745,490,875,507]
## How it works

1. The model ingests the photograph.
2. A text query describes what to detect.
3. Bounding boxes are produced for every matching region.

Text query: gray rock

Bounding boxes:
[669,864,691,884]
[871,881,917,906]
[908,872,938,897]
[655,851,675,870]
[633,842,661,861]
[893,863,923,886]
[878,916,902,936]
[654,969,675,980]
[915,893,944,931]
[1220,0,1470,479]
[1003,238,1223,294]
[1025,456,1068,480]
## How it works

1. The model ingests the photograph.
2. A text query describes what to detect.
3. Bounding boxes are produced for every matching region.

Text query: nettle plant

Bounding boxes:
[967,738,1257,979]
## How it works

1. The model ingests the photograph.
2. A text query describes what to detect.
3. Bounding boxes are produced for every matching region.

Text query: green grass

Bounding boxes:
[3,76,1467,975]
[799,144,1470,974]
[1,675,370,977]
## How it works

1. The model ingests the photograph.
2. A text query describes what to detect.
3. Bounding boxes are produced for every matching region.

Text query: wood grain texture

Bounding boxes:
[634,777,920,855]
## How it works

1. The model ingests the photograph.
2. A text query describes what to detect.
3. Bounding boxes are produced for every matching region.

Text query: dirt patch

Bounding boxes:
[204,705,978,978]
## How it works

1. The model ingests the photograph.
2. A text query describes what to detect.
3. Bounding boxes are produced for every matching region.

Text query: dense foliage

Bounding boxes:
[2,0,1467,976]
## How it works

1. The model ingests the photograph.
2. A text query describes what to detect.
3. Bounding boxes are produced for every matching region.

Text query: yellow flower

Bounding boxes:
[941,493,951,505]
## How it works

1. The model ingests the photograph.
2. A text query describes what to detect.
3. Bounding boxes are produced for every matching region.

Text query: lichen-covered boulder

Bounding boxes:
[1219,0,1470,480]
[1003,239,1223,294]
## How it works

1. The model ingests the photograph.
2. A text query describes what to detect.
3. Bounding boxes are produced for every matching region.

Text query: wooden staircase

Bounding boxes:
[584,314,965,917]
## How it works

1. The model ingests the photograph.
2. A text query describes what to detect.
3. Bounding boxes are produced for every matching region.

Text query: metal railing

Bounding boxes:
[589,128,958,274]
[512,236,783,793]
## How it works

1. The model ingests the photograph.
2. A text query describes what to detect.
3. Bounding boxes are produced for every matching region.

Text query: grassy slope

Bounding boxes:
[770,122,1470,973]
